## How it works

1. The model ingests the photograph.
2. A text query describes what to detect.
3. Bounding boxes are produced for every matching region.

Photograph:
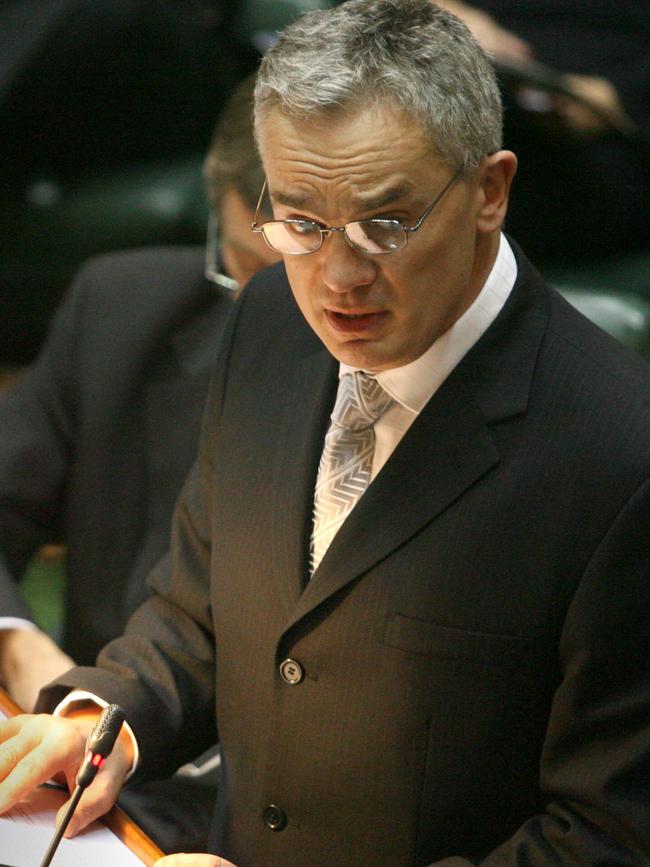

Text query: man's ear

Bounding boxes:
[476,150,517,234]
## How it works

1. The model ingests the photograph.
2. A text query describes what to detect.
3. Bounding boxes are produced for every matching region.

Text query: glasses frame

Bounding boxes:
[250,167,462,256]
[204,210,241,293]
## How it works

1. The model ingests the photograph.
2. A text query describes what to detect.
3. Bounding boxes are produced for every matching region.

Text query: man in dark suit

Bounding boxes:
[1,2,650,864]
[0,74,278,850]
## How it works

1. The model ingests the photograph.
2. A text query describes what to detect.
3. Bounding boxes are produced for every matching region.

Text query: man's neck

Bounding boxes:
[467,230,502,313]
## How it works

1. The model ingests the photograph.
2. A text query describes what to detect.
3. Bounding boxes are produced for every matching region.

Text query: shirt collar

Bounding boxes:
[340,233,517,414]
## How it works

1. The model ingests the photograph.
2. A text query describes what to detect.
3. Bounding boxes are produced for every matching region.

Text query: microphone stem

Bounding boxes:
[39,783,84,867]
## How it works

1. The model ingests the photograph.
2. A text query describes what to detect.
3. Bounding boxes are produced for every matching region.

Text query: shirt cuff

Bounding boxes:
[54,690,139,780]
[0,617,38,632]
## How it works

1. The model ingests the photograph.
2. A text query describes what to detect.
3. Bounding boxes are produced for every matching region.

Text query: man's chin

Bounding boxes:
[310,315,406,369]
[325,337,394,371]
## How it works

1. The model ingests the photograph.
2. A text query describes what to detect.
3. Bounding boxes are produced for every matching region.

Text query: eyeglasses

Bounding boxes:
[204,211,240,293]
[250,167,461,256]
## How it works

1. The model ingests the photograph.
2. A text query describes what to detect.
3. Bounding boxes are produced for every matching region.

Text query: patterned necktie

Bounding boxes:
[310,371,394,574]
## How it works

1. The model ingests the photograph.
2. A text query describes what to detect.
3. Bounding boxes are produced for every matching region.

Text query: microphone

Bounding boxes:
[39,704,126,867]
[76,703,127,788]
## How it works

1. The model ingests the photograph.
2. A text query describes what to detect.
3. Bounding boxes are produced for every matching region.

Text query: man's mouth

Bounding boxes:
[326,309,388,332]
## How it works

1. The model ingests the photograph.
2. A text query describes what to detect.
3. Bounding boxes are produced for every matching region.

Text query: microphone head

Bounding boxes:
[87,704,126,758]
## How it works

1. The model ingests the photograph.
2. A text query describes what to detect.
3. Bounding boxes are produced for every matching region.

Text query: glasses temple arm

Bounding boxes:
[251,179,269,229]
[408,167,463,232]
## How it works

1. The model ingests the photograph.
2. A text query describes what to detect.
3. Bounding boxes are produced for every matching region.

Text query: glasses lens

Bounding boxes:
[261,220,322,254]
[346,220,406,254]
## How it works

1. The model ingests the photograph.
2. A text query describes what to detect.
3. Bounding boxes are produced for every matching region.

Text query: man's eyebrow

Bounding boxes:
[350,184,414,213]
[270,189,312,208]
[269,183,415,213]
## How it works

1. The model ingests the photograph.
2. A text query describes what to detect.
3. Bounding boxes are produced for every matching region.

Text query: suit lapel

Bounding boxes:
[269,346,338,615]
[283,375,499,630]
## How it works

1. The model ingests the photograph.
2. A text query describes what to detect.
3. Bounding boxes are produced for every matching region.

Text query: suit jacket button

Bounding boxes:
[263,804,287,831]
[279,658,304,684]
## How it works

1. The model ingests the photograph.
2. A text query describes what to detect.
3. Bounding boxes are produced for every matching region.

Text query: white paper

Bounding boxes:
[0,787,146,866]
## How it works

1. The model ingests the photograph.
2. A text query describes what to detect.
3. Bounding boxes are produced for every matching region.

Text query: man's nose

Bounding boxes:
[320,232,376,294]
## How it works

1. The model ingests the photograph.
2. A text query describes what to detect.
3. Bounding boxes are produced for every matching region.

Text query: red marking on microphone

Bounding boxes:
[92,754,104,767]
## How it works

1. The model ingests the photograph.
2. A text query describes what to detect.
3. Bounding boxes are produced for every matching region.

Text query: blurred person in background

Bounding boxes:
[0,72,278,852]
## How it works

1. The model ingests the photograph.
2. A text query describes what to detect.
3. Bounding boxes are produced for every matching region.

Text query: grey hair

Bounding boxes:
[254,0,502,174]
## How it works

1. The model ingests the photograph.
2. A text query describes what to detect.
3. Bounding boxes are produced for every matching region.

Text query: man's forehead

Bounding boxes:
[259,101,434,168]
[258,108,440,213]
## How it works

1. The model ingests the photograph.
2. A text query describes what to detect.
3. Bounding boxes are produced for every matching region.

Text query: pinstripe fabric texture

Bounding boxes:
[310,371,394,573]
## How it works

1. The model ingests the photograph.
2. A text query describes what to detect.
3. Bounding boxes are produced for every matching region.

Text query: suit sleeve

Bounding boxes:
[430,476,650,866]
[36,290,243,779]
[0,269,89,619]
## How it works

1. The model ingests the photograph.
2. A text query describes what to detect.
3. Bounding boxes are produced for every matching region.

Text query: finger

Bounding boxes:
[60,772,121,837]
[0,738,74,811]
[0,715,42,758]
[0,735,26,787]
[61,748,132,838]
[0,715,85,813]
[0,719,37,781]
[0,716,24,744]
[0,726,55,790]
[501,32,533,62]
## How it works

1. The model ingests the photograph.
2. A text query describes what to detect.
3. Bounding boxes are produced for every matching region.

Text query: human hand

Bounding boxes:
[435,1,533,63]
[154,856,237,866]
[0,627,75,711]
[556,74,633,134]
[0,709,133,836]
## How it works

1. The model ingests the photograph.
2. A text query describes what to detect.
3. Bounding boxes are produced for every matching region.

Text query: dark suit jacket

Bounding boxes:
[0,246,231,663]
[45,244,650,865]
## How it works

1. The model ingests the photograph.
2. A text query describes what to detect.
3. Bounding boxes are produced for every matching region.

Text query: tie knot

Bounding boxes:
[331,372,393,431]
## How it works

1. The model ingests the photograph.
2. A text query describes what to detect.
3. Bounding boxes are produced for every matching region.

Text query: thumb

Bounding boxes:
[59,756,129,837]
